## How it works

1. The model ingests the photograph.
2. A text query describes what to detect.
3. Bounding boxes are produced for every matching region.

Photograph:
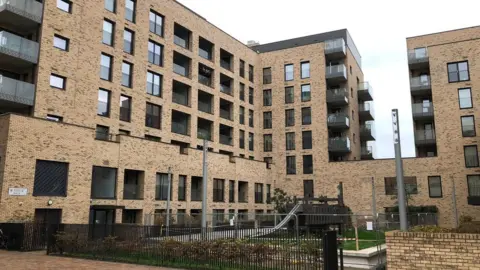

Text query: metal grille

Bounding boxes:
[33,160,68,196]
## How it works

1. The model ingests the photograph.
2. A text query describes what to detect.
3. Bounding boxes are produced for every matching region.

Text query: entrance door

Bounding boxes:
[34,209,62,225]
[89,209,115,239]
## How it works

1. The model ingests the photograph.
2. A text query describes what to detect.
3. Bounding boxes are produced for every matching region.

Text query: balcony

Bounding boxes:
[220,49,233,72]
[0,31,39,70]
[414,129,436,146]
[219,124,233,146]
[0,75,34,107]
[410,75,431,96]
[198,63,213,87]
[324,38,346,59]
[325,64,347,83]
[172,80,190,107]
[171,110,190,136]
[328,137,351,153]
[412,102,434,120]
[358,102,374,121]
[408,48,429,70]
[173,23,191,50]
[357,82,373,101]
[197,118,213,141]
[219,98,233,121]
[361,146,374,160]
[219,73,233,96]
[0,0,43,32]
[327,113,350,130]
[173,51,191,78]
[360,124,375,141]
[199,37,213,61]
[326,88,348,106]
[198,90,213,114]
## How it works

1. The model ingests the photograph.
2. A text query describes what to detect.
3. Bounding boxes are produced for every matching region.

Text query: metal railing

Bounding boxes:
[0,75,35,106]
[220,134,232,145]
[361,146,373,156]
[415,130,436,144]
[328,137,351,152]
[327,113,350,127]
[360,124,375,140]
[408,48,429,63]
[220,108,232,120]
[0,0,44,23]
[326,88,348,103]
[412,103,434,117]
[357,82,373,98]
[197,130,211,141]
[173,35,188,49]
[410,76,431,89]
[220,84,232,95]
[171,122,189,135]
[198,100,212,114]
[173,63,189,77]
[198,48,212,60]
[220,59,231,71]
[123,184,142,200]
[325,38,346,54]
[198,74,212,87]
[325,64,347,78]
[0,31,39,63]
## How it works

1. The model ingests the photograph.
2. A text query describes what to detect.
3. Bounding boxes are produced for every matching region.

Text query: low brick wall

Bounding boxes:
[386,231,480,269]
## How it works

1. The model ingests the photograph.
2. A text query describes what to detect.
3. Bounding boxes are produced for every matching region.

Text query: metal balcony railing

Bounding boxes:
[324,38,346,55]
[326,88,348,105]
[328,137,351,153]
[414,130,436,145]
[220,84,232,95]
[171,122,189,135]
[360,124,375,140]
[197,130,211,141]
[199,48,212,60]
[173,35,188,49]
[412,103,434,118]
[325,64,347,79]
[408,48,429,64]
[0,0,44,23]
[358,82,373,101]
[327,113,350,128]
[173,63,189,77]
[361,146,373,156]
[410,76,431,89]
[198,74,212,87]
[220,134,232,145]
[123,184,142,200]
[0,75,35,106]
[0,31,39,63]
[220,59,231,71]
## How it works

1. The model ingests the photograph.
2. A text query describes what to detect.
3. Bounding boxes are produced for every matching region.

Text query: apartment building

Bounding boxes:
[0,0,478,227]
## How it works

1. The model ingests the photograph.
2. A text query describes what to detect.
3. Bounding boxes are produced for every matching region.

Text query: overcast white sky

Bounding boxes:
[178,0,479,158]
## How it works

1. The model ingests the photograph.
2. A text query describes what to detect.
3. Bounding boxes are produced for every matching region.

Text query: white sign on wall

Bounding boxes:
[8,188,27,196]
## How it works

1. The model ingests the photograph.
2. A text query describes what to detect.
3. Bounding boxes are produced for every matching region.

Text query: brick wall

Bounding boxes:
[386,231,480,269]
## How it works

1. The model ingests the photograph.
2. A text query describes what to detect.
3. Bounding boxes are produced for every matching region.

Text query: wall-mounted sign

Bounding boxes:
[9,188,27,196]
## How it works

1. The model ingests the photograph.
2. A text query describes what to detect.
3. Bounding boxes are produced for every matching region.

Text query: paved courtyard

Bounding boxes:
[0,250,177,270]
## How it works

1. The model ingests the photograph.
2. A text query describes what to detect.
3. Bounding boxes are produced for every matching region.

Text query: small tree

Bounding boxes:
[271,188,293,214]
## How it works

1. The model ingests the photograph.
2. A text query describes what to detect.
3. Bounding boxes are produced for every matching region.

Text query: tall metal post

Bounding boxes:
[392,109,407,231]
[201,139,208,235]
[371,177,377,219]
[451,176,459,227]
[166,167,172,236]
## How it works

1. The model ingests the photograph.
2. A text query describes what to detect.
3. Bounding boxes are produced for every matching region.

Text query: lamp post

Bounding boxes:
[392,109,407,231]
[201,139,208,236]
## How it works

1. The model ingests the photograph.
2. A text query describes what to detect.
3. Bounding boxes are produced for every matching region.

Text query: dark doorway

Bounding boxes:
[34,209,62,224]
[89,208,116,239]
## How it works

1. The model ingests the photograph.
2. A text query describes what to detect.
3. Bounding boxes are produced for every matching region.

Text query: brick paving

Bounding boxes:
[0,250,178,270]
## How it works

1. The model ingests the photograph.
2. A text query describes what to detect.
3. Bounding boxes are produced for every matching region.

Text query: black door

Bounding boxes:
[34,209,62,224]
[89,209,115,239]
[34,209,62,250]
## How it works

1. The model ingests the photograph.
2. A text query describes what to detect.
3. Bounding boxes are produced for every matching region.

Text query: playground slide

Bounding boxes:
[249,203,301,238]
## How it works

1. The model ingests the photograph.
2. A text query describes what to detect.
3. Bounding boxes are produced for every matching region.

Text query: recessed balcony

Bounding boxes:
[327,113,350,130]
[325,64,347,83]
[361,146,374,160]
[0,0,43,32]
[414,129,436,146]
[326,88,348,106]
[412,102,434,120]
[0,31,39,71]
[358,82,373,101]
[328,137,351,153]
[410,75,431,96]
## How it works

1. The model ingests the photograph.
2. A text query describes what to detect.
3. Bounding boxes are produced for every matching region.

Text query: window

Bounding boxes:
[302,107,311,125]
[255,183,263,204]
[147,71,162,97]
[384,177,418,195]
[122,62,133,88]
[119,129,130,135]
[53,35,69,51]
[458,88,473,109]
[239,83,245,101]
[105,0,115,12]
[102,20,114,46]
[46,115,63,122]
[91,166,117,199]
[149,10,164,37]
[125,0,136,22]
[95,125,110,140]
[50,74,66,89]
[263,111,272,129]
[239,106,245,125]
[100,54,112,81]
[155,173,171,200]
[33,160,68,197]
[448,61,469,83]
[286,132,295,150]
[199,37,213,60]
[351,88,353,98]
[352,110,355,121]
[145,135,161,142]
[148,40,163,66]
[349,65,352,75]
[286,156,296,174]
[301,62,310,79]
[464,145,479,168]
[303,155,313,174]
[285,86,294,104]
[239,130,245,149]
[303,180,314,198]
[467,175,480,197]
[428,176,442,198]
[97,89,110,117]
[302,131,312,149]
[263,67,272,84]
[285,109,295,127]
[240,60,245,78]
[249,109,254,127]
[264,134,272,152]
[249,132,254,151]
[249,64,254,82]
[249,87,254,105]
[263,89,272,106]
[301,84,311,102]
[229,180,235,203]
[146,103,161,129]
[119,95,131,122]
[285,64,294,81]
[213,179,225,202]
[461,116,476,137]
[264,157,272,165]
[123,29,134,54]
[266,184,271,203]
[57,0,71,13]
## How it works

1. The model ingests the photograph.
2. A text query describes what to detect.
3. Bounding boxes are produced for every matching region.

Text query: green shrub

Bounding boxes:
[459,215,474,225]
[456,222,480,234]
[409,225,452,233]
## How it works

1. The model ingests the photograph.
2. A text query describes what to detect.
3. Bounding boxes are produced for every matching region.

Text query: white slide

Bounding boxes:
[248,203,302,238]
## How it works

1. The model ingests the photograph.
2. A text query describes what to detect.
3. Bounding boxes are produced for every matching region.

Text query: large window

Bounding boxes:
[303,180,314,198]
[461,116,476,137]
[285,64,294,81]
[428,176,442,198]
[100,54,112,81]
[95,125,110,140]
[97,89,110,117]
[239,130,245,149]
[239,83,245,101]
[239,106,245,125]
[255,183,263,204]
[33,160,68,197]
[155,173,171,200]
[249,109,254,127]
[229,180,235,203]
[249,132,254,151]
[263,89,272,106]
[448,61,469,83]
[213,179,225,202]
[301,62,310,79]
[285,86,294,104]
[302,131,312,149]
[149,10,164,37]
[286,132,295,150]
[285,109,295,127]
[303,155,313,174]
[266,184,271,203]
[147,71,162,96]
[302,107,311,125]
[148,40,163,66]
[119,95,131,122]
[468,175,480,197]
[464,145,479,168]
[263,111,272,129]
[146,103,161,129]
[301,84,311,102]
[125,0,136,22]
[264,134,272,152]
[102,19,114,46]
[122,62,133,88]
[249,87,254,105]
[91,166,117,199]
[458,88,473,109]
[384,177,418,195]
[263,67,272,84]
[249,65,254,82]
[123,29,134,54]
[286,156,296,175]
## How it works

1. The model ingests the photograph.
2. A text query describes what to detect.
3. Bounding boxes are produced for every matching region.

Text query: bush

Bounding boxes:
[456,222,480,234]
[409,225,452,233]
[459,215,474,225]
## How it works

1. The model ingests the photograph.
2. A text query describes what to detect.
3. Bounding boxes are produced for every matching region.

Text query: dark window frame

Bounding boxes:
[148,40,164,67]
[57,0,72,13]
[447,61,470,83]
[121,61,133,88]
[123,28,135,55]
[302,107,311,125]
[149,10,164,37]
[464,145,479,168]
[97,88,111,117]
[53,34,69,51]
[100,53,113,81]
[50,73,66,89]
[105,0,116,13]
[91,166,117,199]
[284,64,294,81]
[458,87,473,109]
[263,111,272,129]
[285,109,295,127]
[303,155,313,174]
[263,89,272,106]
[263,134,272,152]
[302,131,312,150]
[467,175,480,197]
[145,102,161,129]
[428,176,443,198]
[286,156,296,175]
[119,94,132,122]
[125,0,136,23]
[301,61,310,79]
[146,70,162,97]
[102,19,115,46]
[461,115,476,137]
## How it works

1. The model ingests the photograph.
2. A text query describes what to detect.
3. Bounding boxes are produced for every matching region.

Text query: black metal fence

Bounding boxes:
[0,223,47,251]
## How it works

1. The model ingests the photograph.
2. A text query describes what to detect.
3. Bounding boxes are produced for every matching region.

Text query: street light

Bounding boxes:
[392,109,407,231]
